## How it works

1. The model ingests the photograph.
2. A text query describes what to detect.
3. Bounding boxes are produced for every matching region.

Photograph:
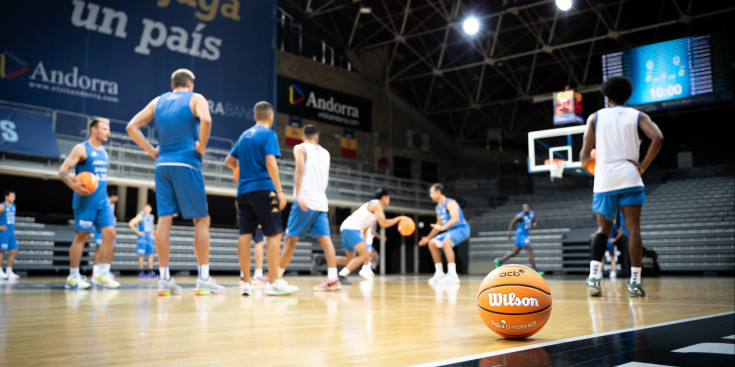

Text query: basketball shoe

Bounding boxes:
[428,273,445,286]
[4,270,20,280]
[240,281,253,296]
[359,266,374,280]
[627,282,646,297]
[65,274,91,290]
[493,258,502,268]
[586,277,602,297]
[93,273,120,289]
[157,277,182,296]
[439,273,460,285]
[252,273,269,287]
[194,277,226,295]
[264,279,298,296]
[314,277,341,291]
[338,274,351,285]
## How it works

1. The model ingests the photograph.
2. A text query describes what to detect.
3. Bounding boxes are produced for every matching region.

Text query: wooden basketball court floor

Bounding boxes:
[1,274,733,366]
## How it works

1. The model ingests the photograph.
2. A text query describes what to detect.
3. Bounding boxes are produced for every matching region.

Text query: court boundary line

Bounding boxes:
[410,311,735,367]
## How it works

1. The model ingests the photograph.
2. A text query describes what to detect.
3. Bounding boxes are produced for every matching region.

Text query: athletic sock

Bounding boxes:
[70,268,80,276]
[327,267,338,281]
[630,267,642,284]
[338,267,350,277]
[240,270,243,279]
[198,264,209,279]
[447,263,457,276]
[160,266,170,280]
[99,263,110,275]
[589,260,602,280]
[434,263,444,275]
[93,264,99,275]
[254,269,263,278]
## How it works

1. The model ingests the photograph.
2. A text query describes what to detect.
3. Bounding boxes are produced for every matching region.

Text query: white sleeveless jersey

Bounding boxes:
[294,142,330,212]
[340,200,379,232]
[593,106,644,193]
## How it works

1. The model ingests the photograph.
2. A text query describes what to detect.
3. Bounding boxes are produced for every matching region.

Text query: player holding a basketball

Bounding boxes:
[128,204,157,278]
[275,124,342,291]
[337,188,409,283]
[581,76,663,297]
[59,117,119,289]
[0,190,20,279]
[419,183,470,285]
[127,68,225,296]
[493,202,544,275]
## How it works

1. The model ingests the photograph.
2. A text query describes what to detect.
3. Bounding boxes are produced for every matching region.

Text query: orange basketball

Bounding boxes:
[584,149,596,175]
[74,171,98,194]
[397,218,415,236]
[233,165,239,182]
[477,264,552,339]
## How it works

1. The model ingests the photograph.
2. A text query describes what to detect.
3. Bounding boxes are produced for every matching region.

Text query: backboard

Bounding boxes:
[527,124,588,174]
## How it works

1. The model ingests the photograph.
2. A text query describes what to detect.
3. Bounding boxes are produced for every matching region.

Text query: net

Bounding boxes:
[545,159,565,181]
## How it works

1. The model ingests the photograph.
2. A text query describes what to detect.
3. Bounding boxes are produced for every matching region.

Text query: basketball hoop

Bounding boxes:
[545,158,565,181]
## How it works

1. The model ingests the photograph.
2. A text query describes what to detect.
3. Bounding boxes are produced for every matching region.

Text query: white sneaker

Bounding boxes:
[439,273,460,284]
[428,273,445,286]
[610,272,617,280]
[0,270,7,280]
[157,277,182,296]
[264,278,299,296]
[93,273,120,289]
[194,276,226,295]
[65,274,91,290]
[6,271,20,280]
[240,281,253,296]
[359,266,374,280]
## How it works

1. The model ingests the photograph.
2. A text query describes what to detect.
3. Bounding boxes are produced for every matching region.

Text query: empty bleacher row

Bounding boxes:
[467,165,735,274]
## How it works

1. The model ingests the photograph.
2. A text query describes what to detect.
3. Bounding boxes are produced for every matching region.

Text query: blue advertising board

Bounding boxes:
[0,0,276,148]
[0,108,60,159]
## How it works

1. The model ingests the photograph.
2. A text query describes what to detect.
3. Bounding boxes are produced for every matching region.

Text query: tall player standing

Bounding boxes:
[581,76,663,297]
[127,68,225,296]
[59,118,119,289]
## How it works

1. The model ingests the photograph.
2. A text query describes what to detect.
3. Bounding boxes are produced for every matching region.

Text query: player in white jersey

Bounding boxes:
[580,76,663,297]
[337,188,409,283]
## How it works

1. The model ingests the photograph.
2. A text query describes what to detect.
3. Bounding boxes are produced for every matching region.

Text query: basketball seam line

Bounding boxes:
[478,283,552,296]
[477,304,552,315]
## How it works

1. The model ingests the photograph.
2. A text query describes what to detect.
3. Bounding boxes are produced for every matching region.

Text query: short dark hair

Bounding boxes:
[108,186,118,197]
[171,68,195,88]
[3,189,14,197]
[303,124,319,138]
[89,117,109,130]
[374,187,389,199]
[254,101,274,121]
[602,76,633,105]
[430,183,444,193]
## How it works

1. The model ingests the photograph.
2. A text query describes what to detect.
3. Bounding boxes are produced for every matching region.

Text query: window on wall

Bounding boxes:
[393,156,412,179]
[421,161,438,183]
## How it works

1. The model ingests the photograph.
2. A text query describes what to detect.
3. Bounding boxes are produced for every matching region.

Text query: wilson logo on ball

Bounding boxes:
[487,292,540,307]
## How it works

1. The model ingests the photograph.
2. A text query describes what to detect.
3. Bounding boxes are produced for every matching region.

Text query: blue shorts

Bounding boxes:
[0,231,18,251]
[593,187,646,222]
[74,204,115,233]
[285,206,330,239]
[431,226,470,248]
[155,165,208,220]
[514,232,531,248]
[340,229,365,253]
[94,229,116,247]
[137,236,156,255]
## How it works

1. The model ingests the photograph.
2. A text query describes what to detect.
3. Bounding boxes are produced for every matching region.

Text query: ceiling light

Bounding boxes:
[359,7,372,14]
[462,16,480,35]
[555,0,572,11]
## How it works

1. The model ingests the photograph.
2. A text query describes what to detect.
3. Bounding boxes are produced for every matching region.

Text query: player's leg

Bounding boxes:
[92,224,118,288]
[153,166,180,293]
[250,191,297,296]
[0,249,5,278]
[440,238,460,284]
[359,243,375,280]
[138,255,145,276]
[67,230,92,289]
[155,216,173,276]
[622,204,645,296]
[588,192,616,296]
[280,205,309,277]
[311,212,340,290]
[427,235,446,284]
[609,247,617,279]
[253,240,266,285]
[497,245,521,265]
[340,242,369,277]
[524,244,543,275]
[238,233,253,284]
[4,249,18,279]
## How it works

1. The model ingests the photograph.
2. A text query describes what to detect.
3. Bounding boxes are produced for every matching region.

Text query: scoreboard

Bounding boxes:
[602,34,732,112]
[553,90,584,125]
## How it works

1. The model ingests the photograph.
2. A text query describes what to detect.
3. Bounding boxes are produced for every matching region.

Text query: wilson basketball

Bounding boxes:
[233,165,239,182]
[74,171,98,194]
[397,218,415,236]
[477,264,552,339]
[585,149,596,175]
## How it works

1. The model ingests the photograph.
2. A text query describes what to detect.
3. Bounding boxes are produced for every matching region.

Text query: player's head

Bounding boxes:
[108,187,119,203]
[3,190,15,203]
[253,101,274,126]
[602,76,633,106]
[522,202,531,212]
[89,117,110,142]
[171,68,195,91]
[429,183,445,203]
[375,187,390,206]
[302,124,319,142]
[143,204,152,215]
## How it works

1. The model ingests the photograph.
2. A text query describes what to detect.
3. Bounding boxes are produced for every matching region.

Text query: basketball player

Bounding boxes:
[493,203,544,275]
[581,75,663,297]
[360,224,385,279]
[419,183,470,285]
[92,190,118,278]
[337,188,409,283]
[59,117,118,289]
[128,204,157,278]
[225,101,298,296]
[127,68,224,296]
[0,190,20,280]
[276,124,341,291]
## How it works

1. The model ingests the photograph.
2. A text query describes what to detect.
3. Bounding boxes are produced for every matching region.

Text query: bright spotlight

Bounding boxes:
[462,17,480,35]
[555,0,572,11]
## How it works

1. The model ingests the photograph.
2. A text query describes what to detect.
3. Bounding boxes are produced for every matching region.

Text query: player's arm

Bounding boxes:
[0,203,4,215]
[292,145,308,211]
[128,214,144,237]
[265,155,286,210]
[224,155,238,171]
[191,93,212,155]
[371,227,387,242]
[419,209,443,246]
[58,144,91,196]
[630,112,664,175]
[127,97,159,160]
[580,113,596,168]
[507,214,521,238]
[370,202,408,229]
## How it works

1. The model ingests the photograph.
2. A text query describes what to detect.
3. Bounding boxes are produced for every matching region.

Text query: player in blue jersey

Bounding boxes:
[493,202,544,275]
[92,190,118,278]
[127,68,224,296]
[0,190,20,280]
[129,204,157,278]
[419,183,471,285]
[225,101,298,296]
[59,118,119,289]
[581,76,663,297]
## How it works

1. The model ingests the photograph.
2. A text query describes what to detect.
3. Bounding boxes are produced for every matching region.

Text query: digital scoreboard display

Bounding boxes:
[553,90,584,125]
[602,34,732,112]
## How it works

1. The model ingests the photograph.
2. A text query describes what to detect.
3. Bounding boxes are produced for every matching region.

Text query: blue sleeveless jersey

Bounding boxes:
[138,213,154,237]
[0,202,16,231]
[73,141,109,210]
[516,210,534,235]
[437,197,469,230]
[155,91,202,170]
